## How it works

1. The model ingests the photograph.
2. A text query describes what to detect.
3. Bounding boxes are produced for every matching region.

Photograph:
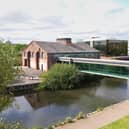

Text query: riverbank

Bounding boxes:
[56,100,129,129]
[100,115,129,129]
[1,77,128,128]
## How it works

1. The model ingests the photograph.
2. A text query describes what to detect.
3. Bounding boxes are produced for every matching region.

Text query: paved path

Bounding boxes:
[12,67,42,84]
[56,100,129,129]
[22,66,42,78]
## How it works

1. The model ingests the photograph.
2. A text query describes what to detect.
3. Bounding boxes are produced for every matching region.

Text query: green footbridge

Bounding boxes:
[58,57,129,79]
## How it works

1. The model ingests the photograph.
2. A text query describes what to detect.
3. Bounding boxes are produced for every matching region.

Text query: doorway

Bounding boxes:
[36,52,40,70]
[27,51,31,68]
[24,59,27,66]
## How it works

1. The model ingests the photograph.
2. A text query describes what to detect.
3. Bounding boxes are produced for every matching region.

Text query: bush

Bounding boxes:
[96,107,104,112]
[0,119,26,129]
[39,64,81,90]
[75,112,85,120]
[64,117,73,123]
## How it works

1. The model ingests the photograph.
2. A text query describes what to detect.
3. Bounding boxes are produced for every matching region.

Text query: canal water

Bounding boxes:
[0,77,129,128]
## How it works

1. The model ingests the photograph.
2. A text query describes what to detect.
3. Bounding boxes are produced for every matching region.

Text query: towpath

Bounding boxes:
[56,100,129,129]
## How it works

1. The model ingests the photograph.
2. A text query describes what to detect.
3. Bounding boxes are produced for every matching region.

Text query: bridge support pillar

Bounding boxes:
[69,58,73,64]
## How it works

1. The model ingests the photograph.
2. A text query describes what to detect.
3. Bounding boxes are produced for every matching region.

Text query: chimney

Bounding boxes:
[56,38,72,45]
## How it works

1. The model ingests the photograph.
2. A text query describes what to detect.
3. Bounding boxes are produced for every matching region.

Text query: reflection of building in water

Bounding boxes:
[25,85,98,110]
[25,93,50,109]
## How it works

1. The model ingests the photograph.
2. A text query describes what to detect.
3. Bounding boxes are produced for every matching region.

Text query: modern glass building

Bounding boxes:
[84,39,128,56]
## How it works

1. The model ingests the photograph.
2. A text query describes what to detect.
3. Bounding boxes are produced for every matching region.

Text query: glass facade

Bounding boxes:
[107,41,128,56]
[54,52,99,59]
[85,40,128,56]
[75,63,129,78]
[93,41,107,55]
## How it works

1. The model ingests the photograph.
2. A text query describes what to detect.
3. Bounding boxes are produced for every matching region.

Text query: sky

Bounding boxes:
[0,0,129,43]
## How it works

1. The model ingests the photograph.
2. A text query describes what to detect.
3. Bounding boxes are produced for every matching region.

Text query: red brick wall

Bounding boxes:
[22,42,49,71]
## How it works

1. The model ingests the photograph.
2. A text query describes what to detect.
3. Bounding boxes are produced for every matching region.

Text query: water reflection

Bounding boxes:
[0,95,12,112]
[25,86,98,110]
[0,77,129,128]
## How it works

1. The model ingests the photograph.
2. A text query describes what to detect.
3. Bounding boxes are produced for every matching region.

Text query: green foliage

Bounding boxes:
[0,95,13,112]
[54,120,62,127]
[0,42,26,66]
[11,44,26,66]
[40,63,81,90]
[44,125,54,129]
[0,43,21,92]
[64,117,73,123]
[75,112,85,120]
[0,119,26,129]
[100,115,129,129]
[96,106,104,112]
[44,112,86,129]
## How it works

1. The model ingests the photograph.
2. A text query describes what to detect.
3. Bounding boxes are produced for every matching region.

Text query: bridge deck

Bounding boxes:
[58,57,129,79]
[58,57,129,67]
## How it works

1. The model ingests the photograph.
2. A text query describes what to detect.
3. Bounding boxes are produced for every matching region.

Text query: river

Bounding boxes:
[0,77,129,128]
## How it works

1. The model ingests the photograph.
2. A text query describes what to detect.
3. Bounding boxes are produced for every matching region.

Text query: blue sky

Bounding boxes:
[0,0,129,43]
[113,0,129,7]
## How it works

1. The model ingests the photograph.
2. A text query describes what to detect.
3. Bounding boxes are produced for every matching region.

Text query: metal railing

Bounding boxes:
[58,57,129,79]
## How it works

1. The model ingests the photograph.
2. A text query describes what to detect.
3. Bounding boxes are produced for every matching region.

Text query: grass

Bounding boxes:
[100,115,129,129]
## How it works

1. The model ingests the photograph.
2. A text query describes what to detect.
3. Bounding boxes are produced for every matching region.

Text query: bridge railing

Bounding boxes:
[58,57,129,67]
[58,57,129,79]
[75,63,129,78]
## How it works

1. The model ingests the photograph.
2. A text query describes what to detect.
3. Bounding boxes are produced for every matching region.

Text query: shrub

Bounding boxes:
[54,120,62,127]
[64,117,73,123]
[39,64,81,91]
[44,125,54,129]
[96,107,104,112]
[75,112,85,120]
[0,119,26,129]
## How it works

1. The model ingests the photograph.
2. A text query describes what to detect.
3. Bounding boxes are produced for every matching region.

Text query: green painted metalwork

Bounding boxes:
[58,57,129,79]
[74,63,129,79]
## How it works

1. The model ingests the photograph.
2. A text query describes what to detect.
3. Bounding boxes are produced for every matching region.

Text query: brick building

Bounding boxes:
[22,38,99,71]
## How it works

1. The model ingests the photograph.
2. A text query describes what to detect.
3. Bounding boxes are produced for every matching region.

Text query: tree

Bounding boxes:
[0,42,25,128]
[39,63,82,91]
[0,43,20,92]
[12,44,27,66]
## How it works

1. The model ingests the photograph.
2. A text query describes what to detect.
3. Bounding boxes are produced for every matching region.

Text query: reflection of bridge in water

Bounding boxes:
[58,57,129,79]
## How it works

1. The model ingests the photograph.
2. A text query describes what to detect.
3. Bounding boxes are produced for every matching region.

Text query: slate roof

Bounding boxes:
[31,41,99,54]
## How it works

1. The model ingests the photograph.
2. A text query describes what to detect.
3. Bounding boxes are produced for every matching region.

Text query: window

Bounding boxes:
[24,52,26,57]
[32,52,34,58]
[41,52,44,58]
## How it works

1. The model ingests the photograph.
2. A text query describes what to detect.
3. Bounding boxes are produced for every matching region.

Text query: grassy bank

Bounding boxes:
[100,115,129,129]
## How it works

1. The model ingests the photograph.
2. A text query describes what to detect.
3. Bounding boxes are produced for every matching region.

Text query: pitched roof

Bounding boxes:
[32,41,99,53]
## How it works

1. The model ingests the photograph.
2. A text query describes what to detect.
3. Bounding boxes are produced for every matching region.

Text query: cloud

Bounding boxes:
[0,11,32,24]
[40,16,67,28]
[0,0,128,42]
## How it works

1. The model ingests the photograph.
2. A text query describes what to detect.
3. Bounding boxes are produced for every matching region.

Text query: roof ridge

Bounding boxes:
[30,40,99,53]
